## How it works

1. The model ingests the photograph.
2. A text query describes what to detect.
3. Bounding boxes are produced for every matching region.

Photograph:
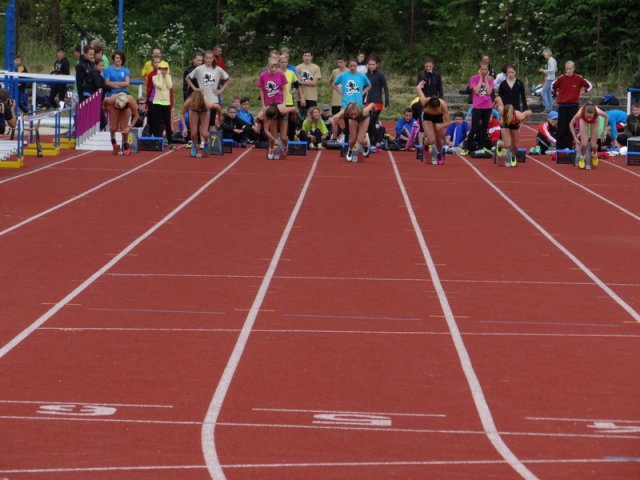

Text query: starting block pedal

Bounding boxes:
[0,157,25,168]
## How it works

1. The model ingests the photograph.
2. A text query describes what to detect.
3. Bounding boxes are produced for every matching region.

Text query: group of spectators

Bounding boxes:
[2,43,640,164]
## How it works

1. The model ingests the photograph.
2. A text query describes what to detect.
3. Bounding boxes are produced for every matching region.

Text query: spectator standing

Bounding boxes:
[49,48,71,108]
[465,62,494,152]
[183,51,203,101]
[498,65,527,111]
[103,51,130,97]
[142,47,163,83]
[481,54,497,78]
[150,61,175,149]
[13,55,29,113]
[75,45,99,103]
[552,61,592,150]
[356,51,368,74]
[539,48,557,113]
[416,57,443,99]
[329,54,347,115]
[296,50,321,118]
[365,55,389,150]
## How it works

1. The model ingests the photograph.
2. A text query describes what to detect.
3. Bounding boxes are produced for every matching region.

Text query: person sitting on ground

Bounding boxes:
[444,111,470,153]
[395,108,416,147]
[301,106,329,149]
[535,110,558,155]
[103,92,139,156]
[621,103,640,146]
[134,96,148,132]
[236,97,260,142]
[221,105,248,146]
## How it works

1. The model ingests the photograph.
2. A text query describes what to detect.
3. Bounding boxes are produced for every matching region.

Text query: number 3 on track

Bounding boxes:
[37,404,117,416]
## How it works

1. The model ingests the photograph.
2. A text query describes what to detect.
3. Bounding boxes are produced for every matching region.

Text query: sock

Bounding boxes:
[111,136,117,145]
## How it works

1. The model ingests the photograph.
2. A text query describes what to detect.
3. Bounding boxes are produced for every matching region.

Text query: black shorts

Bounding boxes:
[422,112,444,124]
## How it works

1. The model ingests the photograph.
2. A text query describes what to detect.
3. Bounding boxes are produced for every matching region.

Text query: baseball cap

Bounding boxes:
[158,61,169,69]
[322,104,331,110]
[547,111,558,120]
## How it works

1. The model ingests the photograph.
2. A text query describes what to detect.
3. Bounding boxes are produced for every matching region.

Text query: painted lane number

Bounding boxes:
[587,422,640,434]
[37,404,117,417]
[313,413,392,427]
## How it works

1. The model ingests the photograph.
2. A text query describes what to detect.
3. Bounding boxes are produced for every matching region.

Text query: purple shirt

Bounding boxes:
[257,70,288,106]
[469,74,494,109]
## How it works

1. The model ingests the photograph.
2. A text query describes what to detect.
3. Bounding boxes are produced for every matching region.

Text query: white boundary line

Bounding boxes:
[0,457,633,474]
[387,151,538,480]
[0,399,172,408]
[0,150,92,186]
[0,149,177,238]
[524,154,640,222]
[521,123,640,179]
[457,153,640,324]
[201,150,322,480]
[0,150,249,361]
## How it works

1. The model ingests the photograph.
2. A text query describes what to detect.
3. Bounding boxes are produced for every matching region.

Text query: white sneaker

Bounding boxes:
[345,149,354,162]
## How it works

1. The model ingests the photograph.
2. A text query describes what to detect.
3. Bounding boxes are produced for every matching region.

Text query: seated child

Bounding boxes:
[444,111,470,153]
[301,106,329,149]
[395,108,416,147]
[221,105,248,146]
[535,110,558,154]
[620,103,640,146]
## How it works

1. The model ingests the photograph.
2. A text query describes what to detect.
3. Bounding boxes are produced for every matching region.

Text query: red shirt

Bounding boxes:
[552,74,592,105]
[214,55,226,71]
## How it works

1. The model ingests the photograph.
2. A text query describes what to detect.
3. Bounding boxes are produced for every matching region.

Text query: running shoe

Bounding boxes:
[578,156,586,169]
[309,143,316,150]
[203,142,209,154]
[282,146,288,157]
[317,143,324,150]
[363,145,370,157]
[431,155,438,165]
[267,148,275,160]
[586,163,592,170]
[123,145,131,156]
[186,140,193,148]
[369,146,377,153]
[345,149,354,162]
[459,149,468,156]
[437,153,444,165]
[190,145,198,157]
[510,155,518,167]
[112,143,120,155]
[591,155,599,168]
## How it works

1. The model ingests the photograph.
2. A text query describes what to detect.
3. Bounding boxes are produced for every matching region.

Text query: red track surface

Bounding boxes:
[0,130,638,479]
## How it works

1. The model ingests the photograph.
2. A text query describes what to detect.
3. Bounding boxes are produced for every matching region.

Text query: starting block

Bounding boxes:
[627,137,640,166]
[555,149,576,165]
[0,157,25,168]
[223,139,233,153]
[287,141,307,156]
[516,148,526,163]
[137,136,164,151]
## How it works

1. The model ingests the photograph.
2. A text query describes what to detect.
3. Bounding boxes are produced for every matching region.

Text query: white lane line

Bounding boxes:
[0,149,176,238]
[201,150,322,480]
[0,399,172,408]
[388,151,538,480]
[106,272,640,288]
[0,150,249,361]
[4,415,639,441]
[479,320,617,327]
[252,407,447,418]
[527,416,640,424]
[37,327,640,339]
[458,153,640,325]
[525,155,640,222]
[522,123,640,179]
[284,313,424,321]
[0,150,92,186]
[88,307,225,315]
[0,457,632,474]
[601,159,640,178]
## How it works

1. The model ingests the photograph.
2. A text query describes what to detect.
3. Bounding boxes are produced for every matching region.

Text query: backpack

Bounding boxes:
[600,94,620,106]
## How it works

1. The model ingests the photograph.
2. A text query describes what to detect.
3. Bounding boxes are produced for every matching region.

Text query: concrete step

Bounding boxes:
[76,131,114,151]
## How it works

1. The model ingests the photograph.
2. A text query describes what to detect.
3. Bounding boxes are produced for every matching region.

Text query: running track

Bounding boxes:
[0,127,638,479]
